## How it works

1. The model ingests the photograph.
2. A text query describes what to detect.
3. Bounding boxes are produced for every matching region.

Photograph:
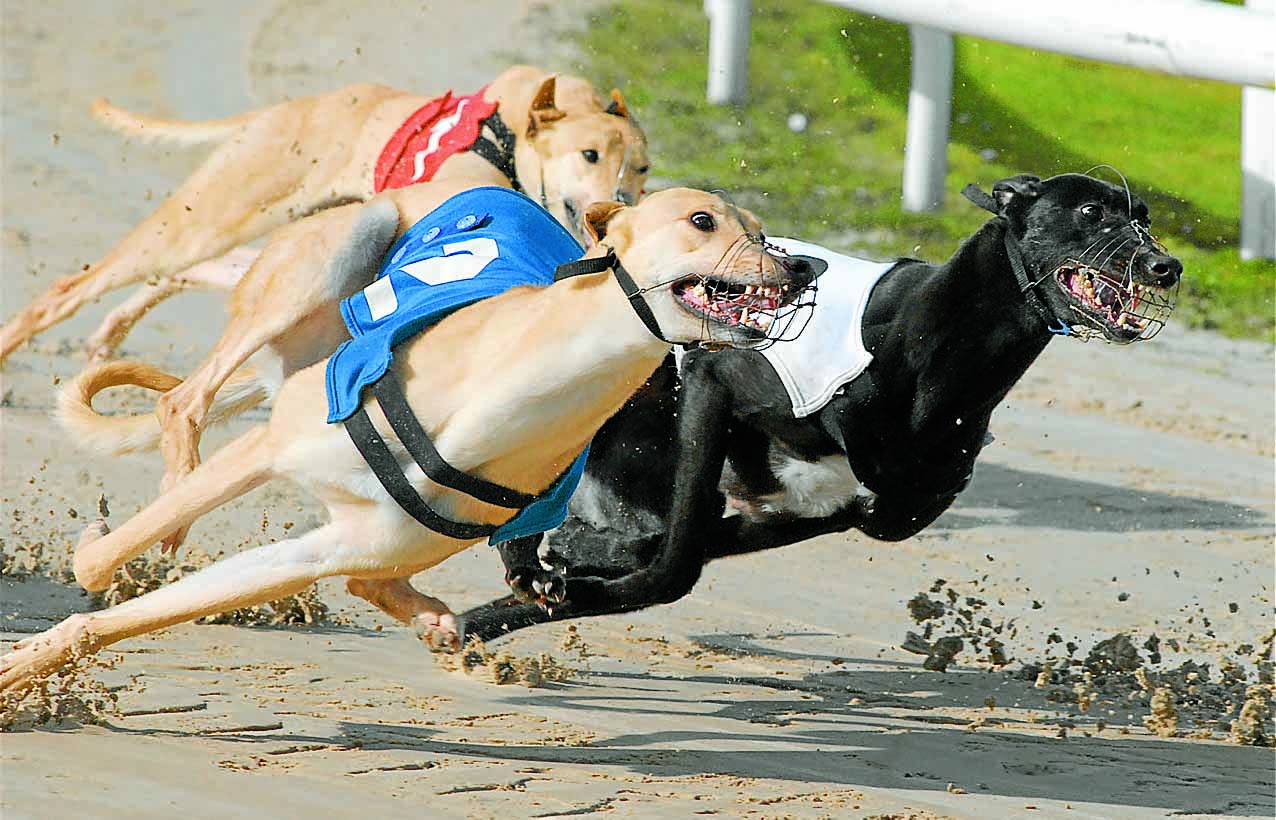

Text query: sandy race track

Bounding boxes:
[2,2,1273,818]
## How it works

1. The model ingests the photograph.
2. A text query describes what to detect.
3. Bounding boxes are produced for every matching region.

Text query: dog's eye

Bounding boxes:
[582,149,600,164]
[1080,204,1104,221]
[636,165,650,175]
[689,211,717,232]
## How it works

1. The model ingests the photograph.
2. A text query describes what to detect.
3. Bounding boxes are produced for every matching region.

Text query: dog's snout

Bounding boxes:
[778,253,824,291]
[1144,251,1183,288]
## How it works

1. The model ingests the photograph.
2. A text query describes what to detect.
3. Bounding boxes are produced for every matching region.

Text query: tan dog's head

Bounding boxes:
[582,188,821,349]
[515,76,650,244]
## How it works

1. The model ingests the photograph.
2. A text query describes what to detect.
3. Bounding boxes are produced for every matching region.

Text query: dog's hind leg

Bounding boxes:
[72,423,275,592]
[0,102,361,364]
[151,200,396,553]
[2,524,349,700]
[84,246,260,363]
[346,577,459,650]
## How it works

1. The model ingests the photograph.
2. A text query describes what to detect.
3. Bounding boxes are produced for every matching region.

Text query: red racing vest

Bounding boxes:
[374,88,499,193]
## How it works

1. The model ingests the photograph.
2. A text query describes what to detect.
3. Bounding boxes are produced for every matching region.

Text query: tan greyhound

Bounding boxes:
[0,64,649,363]
[0,187,813,701]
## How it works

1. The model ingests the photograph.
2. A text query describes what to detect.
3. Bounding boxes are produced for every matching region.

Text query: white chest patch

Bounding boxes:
[753,450,866,519]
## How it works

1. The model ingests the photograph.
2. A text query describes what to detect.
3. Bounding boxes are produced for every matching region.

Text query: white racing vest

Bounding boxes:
[760,237,896,418]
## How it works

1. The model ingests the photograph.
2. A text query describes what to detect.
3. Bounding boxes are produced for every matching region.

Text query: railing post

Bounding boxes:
[1240,0,1275,260]
[901,25,954,212]
[705,0,752,105]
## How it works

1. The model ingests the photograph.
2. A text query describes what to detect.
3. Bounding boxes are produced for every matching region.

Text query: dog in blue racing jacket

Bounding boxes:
[4,183,817,695]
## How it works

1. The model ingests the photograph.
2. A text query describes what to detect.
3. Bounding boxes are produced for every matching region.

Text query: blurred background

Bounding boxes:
[570,0,1274,341]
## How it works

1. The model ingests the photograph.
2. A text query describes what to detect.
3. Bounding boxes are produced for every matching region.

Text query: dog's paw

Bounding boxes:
[412,612,460,653]
[505,566,567,609]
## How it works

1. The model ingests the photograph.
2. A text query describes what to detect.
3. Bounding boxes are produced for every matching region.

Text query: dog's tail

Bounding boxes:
[90,98,258,145]
[58,361,270,455]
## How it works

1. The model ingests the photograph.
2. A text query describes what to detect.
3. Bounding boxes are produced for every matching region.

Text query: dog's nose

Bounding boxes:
[1144,251,1183,288]
[778,253,825,291]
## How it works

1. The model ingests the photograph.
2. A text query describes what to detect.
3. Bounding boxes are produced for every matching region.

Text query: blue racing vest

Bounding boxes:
[325,186,589,544]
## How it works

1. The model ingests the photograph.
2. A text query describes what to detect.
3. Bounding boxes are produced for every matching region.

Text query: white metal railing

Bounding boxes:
[704,0,1276,260]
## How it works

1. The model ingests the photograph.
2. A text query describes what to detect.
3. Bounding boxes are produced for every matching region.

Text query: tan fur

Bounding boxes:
[0,65,650,363]
[1,189,793,699]
[91,97,259,145]
[57,360,271,456]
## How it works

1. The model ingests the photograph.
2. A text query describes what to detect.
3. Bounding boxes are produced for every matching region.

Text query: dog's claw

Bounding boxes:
[506,566,567,610]
[536,575,568,605]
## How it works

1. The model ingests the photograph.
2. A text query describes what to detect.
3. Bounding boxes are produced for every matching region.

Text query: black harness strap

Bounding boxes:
[370,368,535,510]
[470,111,521,192]
[553,250,670,343]
[344,404,499,541]
[960,183,1063,332]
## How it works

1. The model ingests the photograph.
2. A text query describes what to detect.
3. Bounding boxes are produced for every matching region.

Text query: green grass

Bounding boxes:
[571,0,1274,340]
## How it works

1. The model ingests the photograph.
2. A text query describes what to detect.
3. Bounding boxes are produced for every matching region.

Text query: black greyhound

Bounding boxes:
[456,172,1183,643]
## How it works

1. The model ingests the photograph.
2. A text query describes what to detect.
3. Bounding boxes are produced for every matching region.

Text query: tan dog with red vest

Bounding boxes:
[0,65,649,364]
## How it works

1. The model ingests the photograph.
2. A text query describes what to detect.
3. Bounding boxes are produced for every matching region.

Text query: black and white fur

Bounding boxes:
[456,172,1184,642]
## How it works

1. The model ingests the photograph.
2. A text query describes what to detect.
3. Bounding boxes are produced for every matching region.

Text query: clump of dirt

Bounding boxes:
[0,636,123,732]
[1,535,75,584]
[1017,631,1273,745]
[435,637,575,687]
[1144,686,1179,737]
[900,578,1274,744]
[1231,684,1273,746]
[901,579,1012,671]
[0,476,92,586]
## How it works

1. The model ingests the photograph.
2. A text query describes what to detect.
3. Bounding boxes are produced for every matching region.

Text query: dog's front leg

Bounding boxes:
[705,498,868,559]
[454,359,733,644]
[346,577,459,651]
[550,353,734,613]
[3,524,349,699]
[851,488,960,543]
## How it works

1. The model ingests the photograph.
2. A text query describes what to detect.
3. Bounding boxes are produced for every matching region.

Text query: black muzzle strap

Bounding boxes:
[470,111,521,193]
[961,183,1069,335]
[554,250,670,343]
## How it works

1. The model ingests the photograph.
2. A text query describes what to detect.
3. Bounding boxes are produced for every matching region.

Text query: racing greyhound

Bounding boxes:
[455,172,1184,642]
[1,186,817,698]
[0,65,649,364]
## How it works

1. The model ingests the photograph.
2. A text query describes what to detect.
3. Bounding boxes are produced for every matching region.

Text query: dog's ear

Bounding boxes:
[526,76,567,137]
[991,174,1043,213]
[584,201,626,244]
[605,89,630,119]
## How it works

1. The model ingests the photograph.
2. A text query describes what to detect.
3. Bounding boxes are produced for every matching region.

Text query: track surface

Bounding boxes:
[2,3,1273,817]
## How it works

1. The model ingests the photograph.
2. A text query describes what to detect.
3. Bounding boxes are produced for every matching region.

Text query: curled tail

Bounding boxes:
[91,98,259,145]
[58,361,271,455]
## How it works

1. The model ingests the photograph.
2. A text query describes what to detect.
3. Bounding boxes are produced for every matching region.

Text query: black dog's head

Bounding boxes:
[986,173,1182,343]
